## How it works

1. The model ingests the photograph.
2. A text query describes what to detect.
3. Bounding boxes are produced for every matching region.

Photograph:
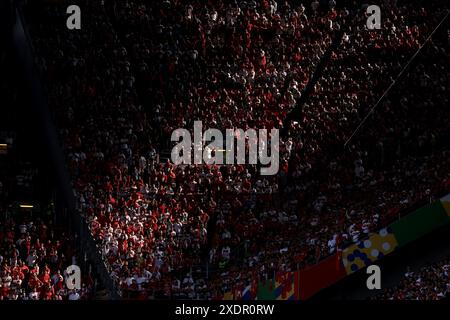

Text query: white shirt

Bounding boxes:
[222,247,231,259]
[355,165,365,178]
[69,292,80,300]
[26,254,37,267]
[29,292,39,300]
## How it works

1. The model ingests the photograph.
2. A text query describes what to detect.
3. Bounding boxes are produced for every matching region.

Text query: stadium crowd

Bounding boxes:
[0,41,94,301]
[24,0,450,299]
[0,154,93,300]
[373,256,450,300]
[0,208,93,300]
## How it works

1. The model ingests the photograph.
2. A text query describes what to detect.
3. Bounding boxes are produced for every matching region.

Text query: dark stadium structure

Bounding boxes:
[1,0,449,302]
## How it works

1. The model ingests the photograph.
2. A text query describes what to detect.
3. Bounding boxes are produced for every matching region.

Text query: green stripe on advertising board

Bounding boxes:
[390,201,450,247]
[257,280,277,300]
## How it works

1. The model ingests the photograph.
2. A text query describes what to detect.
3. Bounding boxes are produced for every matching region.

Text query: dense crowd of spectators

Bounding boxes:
[0,44,94,300]
[0,208,94,300]
[26,0,450,299]
[0,153,93,300]
[374,257,450,300]
[275,0,450,262]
